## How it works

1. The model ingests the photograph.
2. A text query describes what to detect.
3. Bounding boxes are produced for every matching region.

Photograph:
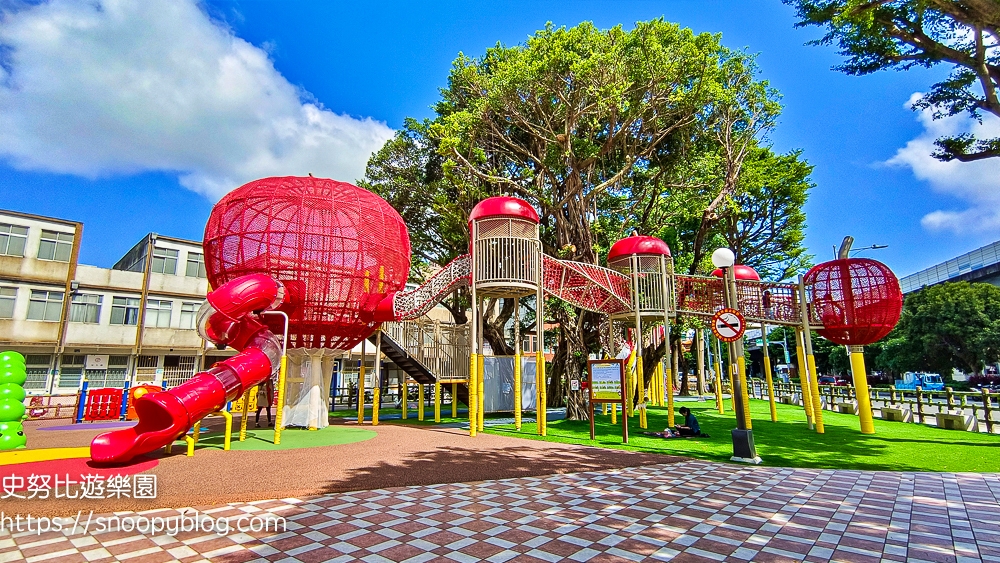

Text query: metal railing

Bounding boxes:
[751,381,997,433]
[381,317,470,382]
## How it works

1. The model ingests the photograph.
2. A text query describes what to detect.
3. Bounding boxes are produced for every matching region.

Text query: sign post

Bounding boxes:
[588,359,628,443]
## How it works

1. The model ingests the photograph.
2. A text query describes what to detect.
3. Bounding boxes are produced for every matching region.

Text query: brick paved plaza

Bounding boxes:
[2,460,998,563]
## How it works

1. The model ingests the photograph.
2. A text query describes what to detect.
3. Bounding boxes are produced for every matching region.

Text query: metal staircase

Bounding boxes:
[371,319,470,405]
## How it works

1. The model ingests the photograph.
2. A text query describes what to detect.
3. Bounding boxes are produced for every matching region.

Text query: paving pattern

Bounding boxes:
[1,460,998,563]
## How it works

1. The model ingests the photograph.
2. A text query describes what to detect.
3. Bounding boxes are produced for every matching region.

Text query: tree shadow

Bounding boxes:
[316,426,686,495]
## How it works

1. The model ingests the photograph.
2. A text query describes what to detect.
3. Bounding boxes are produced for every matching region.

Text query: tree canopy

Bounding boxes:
[363,19,814,416]
[874,281,1000,377]
[786,0,1000,162]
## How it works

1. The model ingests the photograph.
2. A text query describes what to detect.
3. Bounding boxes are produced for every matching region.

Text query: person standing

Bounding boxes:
[255,378,275,428]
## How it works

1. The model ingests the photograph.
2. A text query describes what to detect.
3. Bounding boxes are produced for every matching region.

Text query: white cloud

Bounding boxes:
[885,93,1000,234]
[0,0,393,199]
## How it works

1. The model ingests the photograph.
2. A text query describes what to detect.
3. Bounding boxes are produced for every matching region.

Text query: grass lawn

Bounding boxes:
[483,399,1000,472]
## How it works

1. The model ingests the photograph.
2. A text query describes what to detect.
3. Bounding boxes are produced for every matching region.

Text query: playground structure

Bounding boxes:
[86,177,903,464]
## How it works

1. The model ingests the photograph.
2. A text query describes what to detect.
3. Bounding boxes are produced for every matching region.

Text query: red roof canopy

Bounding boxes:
[607,236,672,262]
[469,196,539,223]
[711,265,761,281]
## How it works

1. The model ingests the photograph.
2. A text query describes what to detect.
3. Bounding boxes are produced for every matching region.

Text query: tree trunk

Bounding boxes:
[679,337,691,396]
[554,307,586,418]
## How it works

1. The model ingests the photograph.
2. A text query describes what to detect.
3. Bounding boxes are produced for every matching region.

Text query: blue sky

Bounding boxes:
[1,0,997,277]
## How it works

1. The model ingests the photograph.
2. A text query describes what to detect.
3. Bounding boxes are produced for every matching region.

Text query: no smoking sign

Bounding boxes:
[711,308,746,342]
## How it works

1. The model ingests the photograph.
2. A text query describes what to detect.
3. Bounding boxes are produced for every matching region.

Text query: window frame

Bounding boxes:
[179,301,201,330]
[144,298,172,328]
[0,286,15,319]
[69,292,102,323]
[110,296,140,326]
[0,223,29,257]
[151,247,179,275]
[37,229,74,262]
[26,289,64,322]
[185,252,207,278]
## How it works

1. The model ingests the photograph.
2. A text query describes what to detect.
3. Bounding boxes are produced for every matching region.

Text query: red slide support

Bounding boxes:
[90,274,286,464]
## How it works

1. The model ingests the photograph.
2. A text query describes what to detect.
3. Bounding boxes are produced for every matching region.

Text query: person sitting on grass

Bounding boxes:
[676,406,702,437]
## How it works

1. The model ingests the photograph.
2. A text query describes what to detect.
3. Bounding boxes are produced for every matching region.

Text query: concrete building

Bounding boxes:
[899,239,1000,294]
[0,209,231,394]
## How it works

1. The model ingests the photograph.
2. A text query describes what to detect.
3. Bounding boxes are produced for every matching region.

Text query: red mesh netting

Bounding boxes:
[204,176,411,350]
[804,258,902,346]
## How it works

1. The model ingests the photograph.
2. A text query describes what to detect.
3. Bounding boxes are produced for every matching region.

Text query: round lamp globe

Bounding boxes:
[711,248,736,269]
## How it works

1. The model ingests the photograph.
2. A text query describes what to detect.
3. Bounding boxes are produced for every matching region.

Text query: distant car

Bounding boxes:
[835,377,849,386]
[818,375,837,386]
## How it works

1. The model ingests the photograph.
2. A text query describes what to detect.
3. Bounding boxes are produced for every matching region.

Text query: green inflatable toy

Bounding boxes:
[0,421,26,450]
[0,351,26,450]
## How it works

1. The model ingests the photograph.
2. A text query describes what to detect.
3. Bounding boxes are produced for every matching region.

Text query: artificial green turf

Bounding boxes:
[179,425,376,451]
[484,399,1000,472]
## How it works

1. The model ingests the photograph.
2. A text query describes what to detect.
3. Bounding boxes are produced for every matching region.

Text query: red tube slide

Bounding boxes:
[90,275,285,464]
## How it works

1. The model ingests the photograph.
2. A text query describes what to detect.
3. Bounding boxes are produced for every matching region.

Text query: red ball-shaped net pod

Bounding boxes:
[804,258,902,346]
[204,176,411,350]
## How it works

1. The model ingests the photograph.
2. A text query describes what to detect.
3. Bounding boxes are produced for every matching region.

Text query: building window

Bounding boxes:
[179,301,200,330]
[151,247,178,275]
[58,355,86,389]
[186,252,207,278]
[110,296,140,325]
[24,354,51,390]
[163,355,197,388]
[0,286,15,319]
[0,223,28,257]
[37,230,73,262]
[26,290,63,321]
[145,299,172,328]
[85,355,129,388]
[69,293,102,323]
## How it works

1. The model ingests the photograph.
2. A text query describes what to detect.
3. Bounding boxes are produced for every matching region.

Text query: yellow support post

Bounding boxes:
[760,323,777,423]
[729,363,737,413]
[418,383,425,421]
[192,420,200,443]
[401,380,408,420]
[807,352,825,434]
[219,410,232,451]
[665,362,675,428]
[184,434,195,457]
[795,329,815,429]
[737,356,752,430]
[469,354,478,437]
[850,346,876,434]
[239,389,251,441]
[514,352,522,430]
[610,402,617,425]
[714,338,725,413]
[537,350,546,436]
[372,330,382,426]
[477,354,485,432]
[763,353,777,423]
[357,346,366,425]
[603,403,608,416]
[451,382,458,418]
[434,380,441,423]
[638,371,647,429]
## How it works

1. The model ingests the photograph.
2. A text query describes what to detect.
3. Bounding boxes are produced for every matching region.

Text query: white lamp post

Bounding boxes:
[711,248,761,463]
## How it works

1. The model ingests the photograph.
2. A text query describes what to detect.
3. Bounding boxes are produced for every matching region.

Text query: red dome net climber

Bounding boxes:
[804,258,902,346]
[203,176,411,350]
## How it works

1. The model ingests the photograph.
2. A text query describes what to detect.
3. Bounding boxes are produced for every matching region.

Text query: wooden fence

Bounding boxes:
[744,380,997,433]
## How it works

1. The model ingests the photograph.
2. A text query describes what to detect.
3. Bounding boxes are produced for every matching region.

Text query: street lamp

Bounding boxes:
[849,244,888,257]
[711,247,761,464]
